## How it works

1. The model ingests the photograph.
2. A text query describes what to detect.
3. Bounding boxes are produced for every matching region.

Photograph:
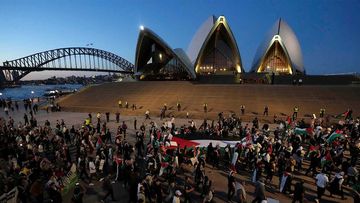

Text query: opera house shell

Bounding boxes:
[187,15,244,75]
[135,27,196,80]
[250,18,304,75]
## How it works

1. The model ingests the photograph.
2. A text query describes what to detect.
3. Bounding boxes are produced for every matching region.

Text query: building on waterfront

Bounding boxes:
[187,15,244,76]
[135,27,196,80]
[250,18,305,75]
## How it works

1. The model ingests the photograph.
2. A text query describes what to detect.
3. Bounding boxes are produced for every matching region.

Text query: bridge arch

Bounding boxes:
[1,47,134,82]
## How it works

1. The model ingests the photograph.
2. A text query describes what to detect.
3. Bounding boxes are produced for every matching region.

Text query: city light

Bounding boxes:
[0,93,2,96]
[31,91,34,94]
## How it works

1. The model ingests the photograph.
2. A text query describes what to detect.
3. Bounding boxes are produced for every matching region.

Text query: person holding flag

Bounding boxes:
[293,106,299,120]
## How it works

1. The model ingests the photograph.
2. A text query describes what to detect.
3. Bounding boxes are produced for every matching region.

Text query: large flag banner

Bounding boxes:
[327,131,342,143]
[294,128,307,136]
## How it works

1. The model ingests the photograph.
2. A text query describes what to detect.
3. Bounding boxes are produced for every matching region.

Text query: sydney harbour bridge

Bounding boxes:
[0,47,134,84]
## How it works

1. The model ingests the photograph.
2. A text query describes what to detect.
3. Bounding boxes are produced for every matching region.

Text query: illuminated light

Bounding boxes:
[0,93,2,96]
[31,91,34,94]
[139,25,144,31]
[159,53,162,60]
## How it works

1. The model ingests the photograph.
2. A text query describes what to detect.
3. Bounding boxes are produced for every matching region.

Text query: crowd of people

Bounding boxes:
[0,98,359,203]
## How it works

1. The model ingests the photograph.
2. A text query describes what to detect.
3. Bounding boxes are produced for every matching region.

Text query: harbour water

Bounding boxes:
[0,84,83,100]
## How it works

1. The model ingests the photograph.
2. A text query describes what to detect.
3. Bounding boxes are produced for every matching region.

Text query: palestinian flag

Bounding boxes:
[294,128,307,136]
[321,151,332,167]
[335,110,349,118]
[307,145,319,157]
[327,130,342,143]
[159,162,169,176]
[286,116,292,129]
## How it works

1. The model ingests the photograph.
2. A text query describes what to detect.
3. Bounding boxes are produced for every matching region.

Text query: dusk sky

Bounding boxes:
[0,0,359,79]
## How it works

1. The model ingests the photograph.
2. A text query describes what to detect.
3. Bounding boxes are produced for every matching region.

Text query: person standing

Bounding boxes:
[72,183,86,203]
[319,108,325,118]
[125,101,129,109]
[15,101,19,111]
[115,112,120,123]
[134,118,137,130]
[145,110,150,120]
[121,121,127,139]
[329,171,345,199]
[172,190,182,203]
[105,112,110,122]
[97,112,101,123]
[292,181,305,203]
[241,105,245,115]
[101,176,114,202]
[293,106,299,120]
[315,170,329,202]
[235,181,247,203]
[24,113,29,125]
[184,176,194,203]
[228,171,236,201]
[177,101,181,111]
[252,180,266,203]
[263,106,269,116]
[203,103,208,113]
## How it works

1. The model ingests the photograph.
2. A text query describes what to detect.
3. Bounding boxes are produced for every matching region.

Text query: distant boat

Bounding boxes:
[44,89,77,97]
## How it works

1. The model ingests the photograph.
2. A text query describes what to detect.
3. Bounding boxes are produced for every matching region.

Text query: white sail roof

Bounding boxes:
[135,27,196,79]
[187,16,216,65]
[251,18,304,74]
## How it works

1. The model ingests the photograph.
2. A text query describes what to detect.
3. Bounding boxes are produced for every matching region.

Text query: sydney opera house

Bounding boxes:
[135,16,304,80]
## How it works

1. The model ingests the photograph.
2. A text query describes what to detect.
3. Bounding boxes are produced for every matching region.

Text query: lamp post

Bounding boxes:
[31,91,34,102]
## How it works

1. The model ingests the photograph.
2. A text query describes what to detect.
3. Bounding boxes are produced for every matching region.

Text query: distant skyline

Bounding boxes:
[1,0,359,79]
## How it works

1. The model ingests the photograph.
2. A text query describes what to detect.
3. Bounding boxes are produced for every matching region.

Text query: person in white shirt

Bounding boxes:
[88,158,96,186]
[172,190,181,203]
[315,170,329,201]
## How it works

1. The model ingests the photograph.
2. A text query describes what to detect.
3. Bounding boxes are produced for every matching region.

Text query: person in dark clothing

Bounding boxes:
[263,106,269,116]
[177,102,181,111]
[101,176,114,202]
[72,183,85,203]
[292,181,305,203]
[115,112,120,123]
[88,113,92,123]
[48,182,62,203]
[252,180,266,203]
[154,180,163,203]
[105,112,110,122]
[184,176,194,203]
[293,106,299,120]
[122,121,127,139]
[228,171,236,201]
[134,118,137,130]
[24,113,29,125]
